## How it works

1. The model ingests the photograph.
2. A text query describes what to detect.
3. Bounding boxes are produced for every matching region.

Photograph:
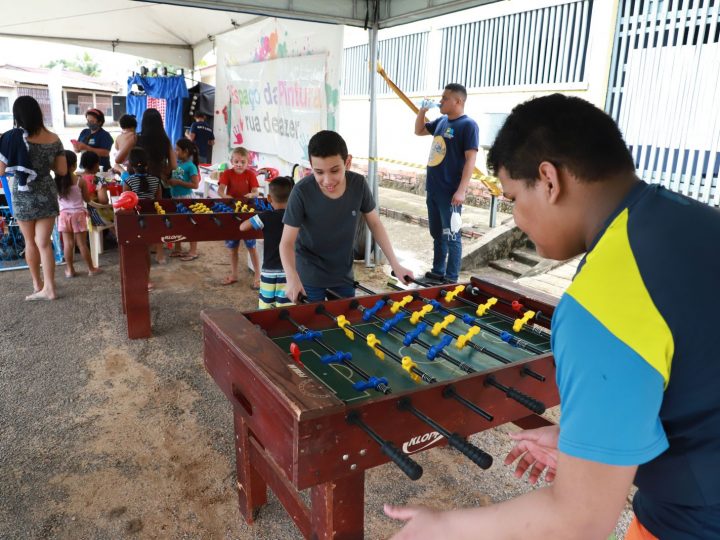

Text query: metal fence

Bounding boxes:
[438,0,594,89]
[343,32,428,96]
[606,0,720,205]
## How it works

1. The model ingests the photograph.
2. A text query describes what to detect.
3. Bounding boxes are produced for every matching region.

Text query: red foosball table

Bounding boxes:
[202,277,559,539]
[115,197,265,339]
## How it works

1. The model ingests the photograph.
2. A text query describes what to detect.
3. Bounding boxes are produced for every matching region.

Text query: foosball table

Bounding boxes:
[116,197,269,339]
[202,276,559,539]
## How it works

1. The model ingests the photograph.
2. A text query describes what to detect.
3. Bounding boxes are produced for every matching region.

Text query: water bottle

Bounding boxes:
[419,99,440,109]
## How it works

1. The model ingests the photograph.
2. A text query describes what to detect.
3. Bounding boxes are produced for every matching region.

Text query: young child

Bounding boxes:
[218,147,261,288]
[280,130,412,302]
[79,151,107,204]
[55,150,102,278]
[123,147,164,276]
[384,94,720,540]
[186,112,215,164]
[168,139,200,261]
[239,176,294,308]
[112,114,137,177]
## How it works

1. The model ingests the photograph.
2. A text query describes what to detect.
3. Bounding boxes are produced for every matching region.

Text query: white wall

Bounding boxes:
[340,0,619,170]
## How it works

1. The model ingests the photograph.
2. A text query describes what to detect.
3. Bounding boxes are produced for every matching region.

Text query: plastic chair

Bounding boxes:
[87,200,114,268]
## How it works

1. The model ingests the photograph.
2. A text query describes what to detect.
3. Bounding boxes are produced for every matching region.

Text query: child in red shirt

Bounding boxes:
[218,147,261,288]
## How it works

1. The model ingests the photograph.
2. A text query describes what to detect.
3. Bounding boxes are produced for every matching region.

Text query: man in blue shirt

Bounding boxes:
[186,112,214,164]
[414,83,478,284]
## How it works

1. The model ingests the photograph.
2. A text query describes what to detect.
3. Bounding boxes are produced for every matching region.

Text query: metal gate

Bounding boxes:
[606,0,720,206]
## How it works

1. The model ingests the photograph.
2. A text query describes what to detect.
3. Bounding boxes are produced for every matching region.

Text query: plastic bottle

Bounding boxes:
[419,99,440,109]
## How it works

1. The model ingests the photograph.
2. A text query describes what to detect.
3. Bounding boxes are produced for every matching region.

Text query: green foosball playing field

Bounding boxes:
[274,302,552,403]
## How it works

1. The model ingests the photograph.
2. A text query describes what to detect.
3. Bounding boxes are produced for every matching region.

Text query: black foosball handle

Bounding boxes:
[163,216,172,229]
[505,387,546,415]
[380,441,424,480]
[211,215,222,227]
[447,433,493,469]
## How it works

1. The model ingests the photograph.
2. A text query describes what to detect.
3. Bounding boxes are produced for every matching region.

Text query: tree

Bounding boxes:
[44,52,101,77]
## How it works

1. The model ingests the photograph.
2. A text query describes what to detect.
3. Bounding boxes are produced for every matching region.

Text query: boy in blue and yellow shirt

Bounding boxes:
[385,94,720,539]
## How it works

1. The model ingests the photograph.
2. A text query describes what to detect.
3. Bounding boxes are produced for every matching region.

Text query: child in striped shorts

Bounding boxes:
[239,176,294,309]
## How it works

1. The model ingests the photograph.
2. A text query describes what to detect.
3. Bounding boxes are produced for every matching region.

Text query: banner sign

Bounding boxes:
[226,54,327,164]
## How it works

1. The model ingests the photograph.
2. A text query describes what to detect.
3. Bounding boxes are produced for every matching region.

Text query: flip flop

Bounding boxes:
[169,251,186,258]
[221,277,238,286]
[180,254,199,262]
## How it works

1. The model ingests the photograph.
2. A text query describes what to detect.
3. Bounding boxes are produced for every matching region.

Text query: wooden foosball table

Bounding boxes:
[202,277,559,539]
[115,197,266,339]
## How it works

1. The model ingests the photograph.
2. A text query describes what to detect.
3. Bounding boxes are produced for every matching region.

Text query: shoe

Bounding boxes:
[424,271,445,282]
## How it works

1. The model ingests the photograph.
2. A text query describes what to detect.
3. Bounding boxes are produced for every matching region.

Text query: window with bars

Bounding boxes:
[17,87,52,126]
[342,32,428,95]
[438,0,594,89]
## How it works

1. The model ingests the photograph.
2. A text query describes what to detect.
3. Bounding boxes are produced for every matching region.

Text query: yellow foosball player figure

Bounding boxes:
[385,94,720,539]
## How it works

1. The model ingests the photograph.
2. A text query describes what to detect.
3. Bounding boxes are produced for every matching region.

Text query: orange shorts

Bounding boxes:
[58,210,88,234]
[625,516,658,540]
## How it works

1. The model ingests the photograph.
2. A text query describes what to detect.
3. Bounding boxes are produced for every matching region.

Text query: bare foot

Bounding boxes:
[88,268,103,276]
[147,282,155,292]
[65,270,77,279]
[25,290,56,301]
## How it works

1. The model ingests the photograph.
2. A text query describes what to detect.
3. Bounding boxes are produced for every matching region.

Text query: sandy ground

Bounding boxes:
[0,238,632,539]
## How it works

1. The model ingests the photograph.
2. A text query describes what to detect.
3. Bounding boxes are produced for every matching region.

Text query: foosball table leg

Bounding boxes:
[310,471,365,540]
[233,413,267,523]
[121,245,151,338]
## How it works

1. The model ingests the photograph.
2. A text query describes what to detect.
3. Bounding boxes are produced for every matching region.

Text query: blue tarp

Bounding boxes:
[126,75,189,145]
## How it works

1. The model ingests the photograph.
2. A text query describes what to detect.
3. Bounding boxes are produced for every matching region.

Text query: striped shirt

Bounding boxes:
[125,173,160,200]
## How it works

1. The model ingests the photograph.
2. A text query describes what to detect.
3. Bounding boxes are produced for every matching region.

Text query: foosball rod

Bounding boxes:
[349,296,544,415]
[350,300,493,422]
[314,304,438,384]
[414,292,546,356]
[445,287,551,338]
[397,397,493,469]
[465,284,553,325]
[349,299,474,373]
[383,293,540,375]
[358,282,546,383]
[346,411,423,480]
[278,309,392,395]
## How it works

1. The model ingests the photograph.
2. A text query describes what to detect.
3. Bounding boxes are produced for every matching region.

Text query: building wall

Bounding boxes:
[339,0,619,170]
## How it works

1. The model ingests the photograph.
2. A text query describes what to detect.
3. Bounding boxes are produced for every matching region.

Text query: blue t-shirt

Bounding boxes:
[189,121,214,158]
[424,115,479,195]
[78,127,113,171]
[553,181,720,539]
[170,160,198,197]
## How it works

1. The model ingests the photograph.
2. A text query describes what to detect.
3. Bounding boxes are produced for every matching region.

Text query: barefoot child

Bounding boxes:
[56,151,102,278]
[239,176,294,308]
[218,147,261,288]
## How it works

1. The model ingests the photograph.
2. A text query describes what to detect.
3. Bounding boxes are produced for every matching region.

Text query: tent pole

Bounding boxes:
[365,22,379,267]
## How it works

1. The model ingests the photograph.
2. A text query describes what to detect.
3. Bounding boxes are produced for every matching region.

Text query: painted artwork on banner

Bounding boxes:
[226,54,326,164]
[215,18,343,170]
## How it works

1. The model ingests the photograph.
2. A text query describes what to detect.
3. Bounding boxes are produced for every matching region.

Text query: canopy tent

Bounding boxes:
[1,0,502,264]
[0,1,500,68]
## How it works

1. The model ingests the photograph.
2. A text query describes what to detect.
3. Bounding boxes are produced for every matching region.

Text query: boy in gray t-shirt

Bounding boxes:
[281,130,413,302]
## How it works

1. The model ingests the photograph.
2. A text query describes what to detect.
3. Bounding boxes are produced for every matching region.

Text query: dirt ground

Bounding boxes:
[0,239,632,539]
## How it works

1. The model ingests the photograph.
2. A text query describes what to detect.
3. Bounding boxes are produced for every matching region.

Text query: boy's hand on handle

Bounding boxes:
[504,425,560,485]
[285,274,306,304]
[392,264,414,285]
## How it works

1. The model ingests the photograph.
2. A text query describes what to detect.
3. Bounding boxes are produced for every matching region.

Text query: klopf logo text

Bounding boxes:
[402,431,444,454]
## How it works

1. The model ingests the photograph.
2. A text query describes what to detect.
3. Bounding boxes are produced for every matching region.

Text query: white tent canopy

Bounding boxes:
[0,0,499,67]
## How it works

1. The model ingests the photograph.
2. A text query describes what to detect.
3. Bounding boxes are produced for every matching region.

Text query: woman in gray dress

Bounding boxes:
[0,96,67,300]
